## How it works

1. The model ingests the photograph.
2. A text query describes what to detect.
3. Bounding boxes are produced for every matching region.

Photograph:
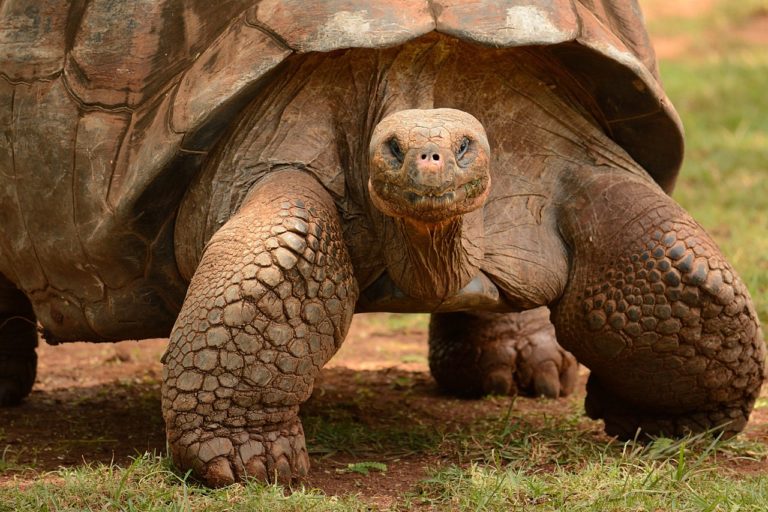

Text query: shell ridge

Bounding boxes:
[0,71,60,87]
[62,56,136,113]
[243,9,295,51]
[64,0,89,53]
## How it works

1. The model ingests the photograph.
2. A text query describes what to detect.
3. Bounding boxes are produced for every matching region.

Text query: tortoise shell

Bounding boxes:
[0,0,683,341]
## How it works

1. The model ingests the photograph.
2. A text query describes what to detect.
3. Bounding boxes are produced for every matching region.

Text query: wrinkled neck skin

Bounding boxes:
[385,209,484,300]
[361,45,493,302]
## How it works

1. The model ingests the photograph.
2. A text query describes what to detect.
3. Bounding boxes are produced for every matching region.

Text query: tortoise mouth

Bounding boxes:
[369,175,489,223]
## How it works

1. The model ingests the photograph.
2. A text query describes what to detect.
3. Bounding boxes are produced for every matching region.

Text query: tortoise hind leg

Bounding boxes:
[0,273,38,406]
[162,170,358,486]
[429,308,578,398]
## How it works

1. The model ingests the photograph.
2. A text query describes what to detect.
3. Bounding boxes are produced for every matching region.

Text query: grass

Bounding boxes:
[363,312,429,334]
[0,454,368,512]
[414,457,768,511]
[3,406,767,511]
[659,10,768,323]
[302,403,443,458]
[412,404,768,510]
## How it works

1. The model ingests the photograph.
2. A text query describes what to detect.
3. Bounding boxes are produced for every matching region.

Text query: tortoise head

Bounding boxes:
[368,108,491,224]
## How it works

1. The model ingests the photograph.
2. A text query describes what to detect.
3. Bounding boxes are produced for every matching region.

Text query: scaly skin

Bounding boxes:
[0,274,37,406]
[429,308,578,398]
[162,170,358,486]
[553,171,765,439]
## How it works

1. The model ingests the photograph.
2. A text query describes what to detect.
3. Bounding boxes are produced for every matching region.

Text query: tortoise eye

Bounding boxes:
[457,137,470,160]
[388,138,404,163]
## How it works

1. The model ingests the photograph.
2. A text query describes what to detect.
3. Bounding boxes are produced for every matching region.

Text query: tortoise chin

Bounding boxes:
[368,108,492,224]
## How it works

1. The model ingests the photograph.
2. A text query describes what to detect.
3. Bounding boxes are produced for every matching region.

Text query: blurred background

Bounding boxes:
[642,0,768,325]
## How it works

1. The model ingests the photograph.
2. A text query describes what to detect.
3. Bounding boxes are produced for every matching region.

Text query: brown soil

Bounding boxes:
[0,312,766,507]
[643,0,768,59]
[641,0,718,23]
[741,8,768,46]
[0,314,584,504]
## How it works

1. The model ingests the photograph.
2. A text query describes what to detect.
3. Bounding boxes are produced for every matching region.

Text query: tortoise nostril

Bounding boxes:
[421,154,427,160]
[432,154,440,161]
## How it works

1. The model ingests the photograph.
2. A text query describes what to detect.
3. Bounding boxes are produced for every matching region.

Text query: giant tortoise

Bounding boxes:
[0,0,763,486]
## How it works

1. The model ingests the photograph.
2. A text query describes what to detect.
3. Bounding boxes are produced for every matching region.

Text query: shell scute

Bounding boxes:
[65,0,252,108]
[171,14,291,141]
[248,0,435,52]
[434,0,579,46]
[0,0,70,82]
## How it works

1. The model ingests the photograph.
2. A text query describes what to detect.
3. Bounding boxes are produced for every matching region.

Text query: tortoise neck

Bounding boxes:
[384,210,484,301]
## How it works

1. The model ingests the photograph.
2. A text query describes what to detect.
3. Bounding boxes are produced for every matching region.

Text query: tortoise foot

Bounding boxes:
[0,354,36,406]
[170,419,309,487]
[164,171,357,486]
[429,308,578,398]
[0,277,38,406]
[0,317,38,406]
[503,312,579,398]
[585,374,752,440]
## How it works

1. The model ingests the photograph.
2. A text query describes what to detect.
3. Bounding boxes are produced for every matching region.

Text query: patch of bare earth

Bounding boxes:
[741,8,768,46]
[641,0,718,60]
[0,339,167,478]
[642,0,768,59]
[1,311,766,506]
[641,0,717,23]
[0,315,579,501]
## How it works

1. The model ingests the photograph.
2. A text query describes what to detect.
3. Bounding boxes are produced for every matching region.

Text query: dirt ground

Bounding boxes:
[642,0,768,59]
[0,315,585,505]
[1,312,767,506]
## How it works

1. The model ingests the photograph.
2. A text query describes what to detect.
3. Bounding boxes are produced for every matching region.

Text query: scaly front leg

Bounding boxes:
[162,171,358,486]
[553,170,764,438]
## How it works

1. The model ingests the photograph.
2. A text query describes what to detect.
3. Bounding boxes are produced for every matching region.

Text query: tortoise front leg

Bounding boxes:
[0,273,37,406]
[553,171,764,438]
[162,171,358,486]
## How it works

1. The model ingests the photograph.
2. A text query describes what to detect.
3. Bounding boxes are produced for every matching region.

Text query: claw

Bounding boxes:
[429,309,579,399]
[532,360,561,398]
[482,367,516,396]
[167,421,310,486]
[244,458,268,481]
[205,457,236,488]
[559,355,579,396]
[272,455,292,484]
[295,448,310,477]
